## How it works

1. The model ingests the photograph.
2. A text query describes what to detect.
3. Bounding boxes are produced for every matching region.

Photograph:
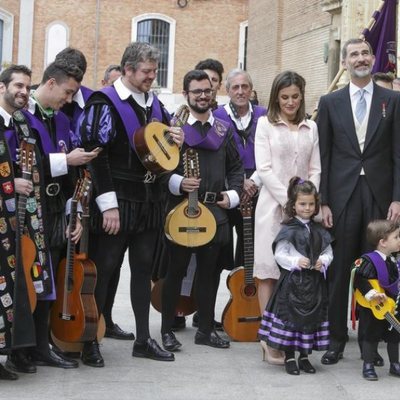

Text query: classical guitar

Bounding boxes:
[354,279,400,334]
[222,200,261,341]
[165,148,216,247]
[18,138,37,312]
[51,170,104,351]
[50,175,98,343]
[134,104,190,174]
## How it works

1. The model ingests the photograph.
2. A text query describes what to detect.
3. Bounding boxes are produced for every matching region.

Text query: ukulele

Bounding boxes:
[18,138,37,312]
[165,148,216,247]
[50,175,98,343]
[134,104,190,174]
[51,170,104,351]
[354,279,400,334]
[222,200,261,341]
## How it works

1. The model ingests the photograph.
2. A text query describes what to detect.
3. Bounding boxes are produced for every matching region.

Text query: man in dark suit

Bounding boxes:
[317,38,400,365]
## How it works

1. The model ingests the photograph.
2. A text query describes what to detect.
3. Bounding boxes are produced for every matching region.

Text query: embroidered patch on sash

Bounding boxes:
[0,218,7,234]
[7,255,15,268]
[0,293,12,307]
[1,238,10,251]
[26,197,37,213]
[0,162,11,177]
[2,181,13,194]
[5,198,15,212]
[0,276,6,291]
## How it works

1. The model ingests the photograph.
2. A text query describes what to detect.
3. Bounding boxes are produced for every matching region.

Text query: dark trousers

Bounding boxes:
[161,240,222,335]
[89,230,157,342]
[328,176,382,352]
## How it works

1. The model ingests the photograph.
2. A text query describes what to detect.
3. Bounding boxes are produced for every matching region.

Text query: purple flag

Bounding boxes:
[363,0,397,74]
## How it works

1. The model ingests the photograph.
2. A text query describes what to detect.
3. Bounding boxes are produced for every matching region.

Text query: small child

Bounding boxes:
[353,219,400,381]
[258,177,333,375]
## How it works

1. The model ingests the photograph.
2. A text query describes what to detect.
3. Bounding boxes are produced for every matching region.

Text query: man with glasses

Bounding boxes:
[77,42,183,366]
[160,69,243,353]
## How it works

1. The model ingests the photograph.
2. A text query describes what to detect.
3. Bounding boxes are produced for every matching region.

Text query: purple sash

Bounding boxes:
[72,86,93,130]
[21,110,71,155]
[366,251,400,296]
[100,86,164,150]
[213,105,266,169]
[183,117,229,151]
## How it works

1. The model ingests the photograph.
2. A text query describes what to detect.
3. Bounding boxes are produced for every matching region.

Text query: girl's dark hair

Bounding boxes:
[284,176,320,218]
[267,70,306,125]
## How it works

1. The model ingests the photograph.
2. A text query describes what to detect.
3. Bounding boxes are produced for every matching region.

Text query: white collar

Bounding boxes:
[349,79,374,98]
[295,216,310,224]
[188,111,214,126]
[375,250,389,260]
[73,88,85,108]
[114,76,153,108]
[0,106,12,127]
[224,101,253,119]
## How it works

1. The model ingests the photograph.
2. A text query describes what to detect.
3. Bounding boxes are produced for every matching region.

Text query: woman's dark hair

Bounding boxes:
[284,176,320,218]
[267,70,306,125]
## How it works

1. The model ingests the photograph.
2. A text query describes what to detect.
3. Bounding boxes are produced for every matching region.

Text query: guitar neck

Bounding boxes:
[187,190,199,216]
[17,171,32,235]
[242,215,254,285]
[385,312,400,335]
[79,210,90,257]
[65,200,78,291]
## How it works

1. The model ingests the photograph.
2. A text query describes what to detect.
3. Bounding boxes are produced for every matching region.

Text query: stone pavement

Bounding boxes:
[1,255,399,400]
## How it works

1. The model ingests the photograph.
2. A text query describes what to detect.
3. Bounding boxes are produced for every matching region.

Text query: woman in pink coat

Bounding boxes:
[254,71,321,364]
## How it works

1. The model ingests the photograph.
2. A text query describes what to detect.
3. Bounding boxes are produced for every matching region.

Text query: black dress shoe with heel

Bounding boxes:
[298,355,316,373]
[389,362,400,377]
[285,358,300,375]
[81,340,104,367]
[0,364,18,380]
[6,350,36,373]
[132,338,174,361]
[321,350,343,365]
[362,362,378,380]
[31,348,79,369]
[162,332,182,352]
[194,330,230,349]
[105,323,135,340]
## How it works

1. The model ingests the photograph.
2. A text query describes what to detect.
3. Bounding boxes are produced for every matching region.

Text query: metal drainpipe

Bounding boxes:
[93,0,101,88]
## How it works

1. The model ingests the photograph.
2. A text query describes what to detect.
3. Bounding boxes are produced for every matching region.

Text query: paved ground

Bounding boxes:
[1,253,398,400]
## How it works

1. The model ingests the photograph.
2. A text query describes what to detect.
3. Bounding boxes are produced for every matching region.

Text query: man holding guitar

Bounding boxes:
[78,42,183,366]
[161,69,243,352]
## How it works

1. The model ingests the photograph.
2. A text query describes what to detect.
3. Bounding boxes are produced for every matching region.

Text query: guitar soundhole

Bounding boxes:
[244,284,256,297]
[184,206,201,218]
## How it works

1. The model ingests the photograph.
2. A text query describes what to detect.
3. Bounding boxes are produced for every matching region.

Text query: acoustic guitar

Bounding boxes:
[18,138,37,312]
[50,174,98,343]
[165,148,216,247]
[354,279,400,334]
[134,104,190,174]
[222,200,261,341]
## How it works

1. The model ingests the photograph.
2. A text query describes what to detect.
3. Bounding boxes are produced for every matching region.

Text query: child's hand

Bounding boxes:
[298,257,310,269]
[371,292,387,303]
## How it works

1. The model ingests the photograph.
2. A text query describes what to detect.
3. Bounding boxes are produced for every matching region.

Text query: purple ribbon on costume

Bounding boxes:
[100,86,164,150]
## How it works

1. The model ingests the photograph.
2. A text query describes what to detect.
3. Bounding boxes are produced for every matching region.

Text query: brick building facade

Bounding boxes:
[0,0,248,110]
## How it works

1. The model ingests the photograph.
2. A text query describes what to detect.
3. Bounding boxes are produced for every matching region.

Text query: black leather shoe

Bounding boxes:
[31,348,79,369]
[298,355,316,373]
[285,358,300,375]
[81,340,104,367]
[214,320,224,332]
[374,352,384,367]
[6,350,36,373]
[321,350,343,365]
[0,364,18,380]
[389,362,400,377]
[363,362,378,380]
[171,316,186,331]
[162,332,182,352]
[132,338,174,361]
[194,330,230,349]
[105,323,135,340]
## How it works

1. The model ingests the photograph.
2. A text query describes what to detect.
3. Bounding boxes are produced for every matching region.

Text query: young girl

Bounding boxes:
[258,177,333,375]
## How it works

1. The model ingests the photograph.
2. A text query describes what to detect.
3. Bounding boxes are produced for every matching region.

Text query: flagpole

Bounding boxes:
[311,0,387,120]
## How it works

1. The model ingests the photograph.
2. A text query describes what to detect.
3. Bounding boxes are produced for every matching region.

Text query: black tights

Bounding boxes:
[89,231,157,342]
[363,341,399,364]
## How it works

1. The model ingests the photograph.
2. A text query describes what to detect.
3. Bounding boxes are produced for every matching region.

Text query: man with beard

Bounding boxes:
[160,70,243,353]
[0,65,36,380]
[77,42,183,366]
[317,38,400,365]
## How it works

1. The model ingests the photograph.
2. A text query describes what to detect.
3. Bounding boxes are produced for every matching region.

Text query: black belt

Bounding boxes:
[198,191,222,204]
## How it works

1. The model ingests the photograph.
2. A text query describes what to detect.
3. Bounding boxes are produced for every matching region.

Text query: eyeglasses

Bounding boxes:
[187,88,213,97]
